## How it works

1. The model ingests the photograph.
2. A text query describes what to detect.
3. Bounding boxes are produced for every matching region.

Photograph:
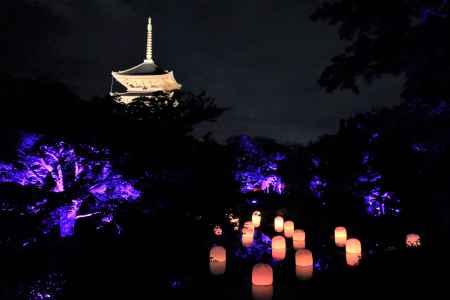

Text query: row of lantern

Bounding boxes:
[210,210,422,296]
[209,246,314,280]
[243,214,362,266]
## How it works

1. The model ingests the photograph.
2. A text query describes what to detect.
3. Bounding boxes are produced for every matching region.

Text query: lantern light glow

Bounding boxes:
[283,221,295,238]
[252,211,262,228]
[272,235,286,261]
[406,233,421,248]
[274,216,284,233]
[334,226,347,247]
[293,229,306,249]
[252,263,273,286]
[295,249,313,267]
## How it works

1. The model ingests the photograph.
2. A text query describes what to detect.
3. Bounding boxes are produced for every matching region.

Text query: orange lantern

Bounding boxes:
[274,216,284,233]
[293,229,306,249]
[209,246,226,263]
[272,235,286,261]
[296,265,313,280]
[346,252,361,267]
[252,285,273,300]
[346,238,362,254]
[345,238,362,267]
[244,221,255,232]
[209,261,226,275]
[252,263,273,286]
[242,227,254,247]
[209,246,226,275]
[406,233,421,248]
[295,249,313,267]
[252,211,262,228]
[284,221,295,238]
[334,226,347,247]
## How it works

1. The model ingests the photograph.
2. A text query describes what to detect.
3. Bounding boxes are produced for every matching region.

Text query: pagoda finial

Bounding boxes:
[145,17,154,63]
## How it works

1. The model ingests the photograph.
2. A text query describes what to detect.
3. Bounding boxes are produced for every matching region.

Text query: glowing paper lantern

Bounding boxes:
[272,235,286,261]
[345,238,362,267]
[252,211,262,228]
[242,227,254,247]
[252,285,273,300]
[295,249,313,267]
[406,233,421,248]
[274,216,284,233]
[296,265,313,280]
[210,261,226,275]
[293,229,306,249]
[252,263,273,286]
[244,221,255,233]
[209,246,226,275]
[334,226,347,247]
[346,238,362,254]
[346,253,361,267]
[209,246,226,263]
[284,221,295,238]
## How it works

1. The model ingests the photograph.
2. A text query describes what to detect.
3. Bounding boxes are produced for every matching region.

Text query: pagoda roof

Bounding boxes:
[115,61,166,76]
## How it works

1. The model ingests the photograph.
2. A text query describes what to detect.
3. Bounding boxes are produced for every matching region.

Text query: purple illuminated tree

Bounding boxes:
[0,133,141,237]
[231,135,285,194]
[354,134,400,216]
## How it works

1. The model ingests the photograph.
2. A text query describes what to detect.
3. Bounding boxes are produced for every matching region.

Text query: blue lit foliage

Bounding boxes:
[308,157,327,199]
[234,230,272,261]
[0,133,141,238]
[309,175,327,199]
[20,272,65,300]
[355,134,400,217]
[421,0,448,22]
[233,135,285,194]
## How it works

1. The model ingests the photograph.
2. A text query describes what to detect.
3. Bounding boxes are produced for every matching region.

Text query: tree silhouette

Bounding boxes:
[311,0,450,102]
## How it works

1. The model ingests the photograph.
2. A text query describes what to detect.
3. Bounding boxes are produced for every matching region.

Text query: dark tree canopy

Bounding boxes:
[311,0,450,103]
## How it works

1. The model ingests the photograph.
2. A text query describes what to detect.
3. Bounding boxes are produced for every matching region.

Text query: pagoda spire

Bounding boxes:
[145,17,154,63]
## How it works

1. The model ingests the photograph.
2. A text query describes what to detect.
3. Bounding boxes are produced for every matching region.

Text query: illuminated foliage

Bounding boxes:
[0,133,141,238]
[232,135,285,194]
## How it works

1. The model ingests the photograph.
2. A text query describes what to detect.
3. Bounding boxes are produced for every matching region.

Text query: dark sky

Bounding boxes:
[2,0,403,144]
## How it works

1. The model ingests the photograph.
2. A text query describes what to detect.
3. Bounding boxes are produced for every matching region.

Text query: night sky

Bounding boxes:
[2,0,403,144]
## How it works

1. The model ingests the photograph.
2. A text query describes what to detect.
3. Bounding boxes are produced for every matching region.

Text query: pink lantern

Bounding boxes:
[345,238,362,267]
[346,238,362,254]
[406,233,421,248]
[295,249,313,267]
[209,246,226,263]
[283,221,295,238]
[252,285,273,300]
[244,221,255,233]
[296,265,313,280]
[346,252,361,267]
[272,235,286,261]
[293,229,306,249]
[209,246,226,275]
[242,227,254,247]
[334,226,347,247]
[252,263,273,286]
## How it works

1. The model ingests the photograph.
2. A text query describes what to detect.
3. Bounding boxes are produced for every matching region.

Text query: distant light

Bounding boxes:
[406,233,421,248]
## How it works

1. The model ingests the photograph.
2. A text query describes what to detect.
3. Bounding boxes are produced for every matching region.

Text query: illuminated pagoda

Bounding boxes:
[110,17,182,104]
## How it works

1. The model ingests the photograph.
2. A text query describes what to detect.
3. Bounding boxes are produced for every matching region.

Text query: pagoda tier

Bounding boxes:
[110,17,181,104]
